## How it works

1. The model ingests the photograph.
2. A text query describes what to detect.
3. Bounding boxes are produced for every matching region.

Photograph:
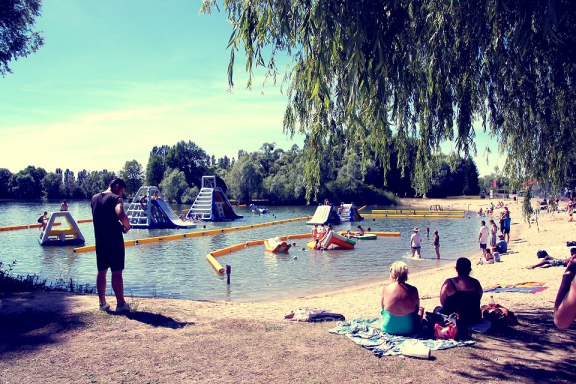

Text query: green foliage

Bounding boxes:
[0,168,13,198]
[522,184,536,226]
[166,140,209,187]
[0,0,44,76]
[8,166,46,198]
[119,160,144,195]
[159,168,189,203]
[427,156,480,197]
[201,0,576,205]
[181,186,200,204]
[41,172,62,199]
[0,260,95,293]
[146,145,169,185]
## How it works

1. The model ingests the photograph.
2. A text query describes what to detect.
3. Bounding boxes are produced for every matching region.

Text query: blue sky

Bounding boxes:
[0,0,501,176]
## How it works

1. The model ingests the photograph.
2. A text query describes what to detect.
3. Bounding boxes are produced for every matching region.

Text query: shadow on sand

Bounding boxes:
[451,308,576,383]
[112,310,194,329]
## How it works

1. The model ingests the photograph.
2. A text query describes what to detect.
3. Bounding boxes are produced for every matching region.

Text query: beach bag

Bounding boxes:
[481,304,519,327]
[425,310,463,340]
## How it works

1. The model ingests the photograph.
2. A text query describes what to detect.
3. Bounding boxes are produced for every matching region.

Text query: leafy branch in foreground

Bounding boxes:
[201,1,576,204]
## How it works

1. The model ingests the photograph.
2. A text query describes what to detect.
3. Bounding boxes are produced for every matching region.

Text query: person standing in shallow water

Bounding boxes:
[91,178,131,313]
[478,220,490,258]
[410,227,422,258]
[431,230,440,260]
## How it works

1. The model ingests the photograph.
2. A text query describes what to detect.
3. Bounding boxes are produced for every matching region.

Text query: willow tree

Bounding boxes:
[0,0,43,76]
[201,0,576,206]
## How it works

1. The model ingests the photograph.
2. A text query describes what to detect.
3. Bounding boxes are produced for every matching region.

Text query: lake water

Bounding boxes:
[0,200,480,302]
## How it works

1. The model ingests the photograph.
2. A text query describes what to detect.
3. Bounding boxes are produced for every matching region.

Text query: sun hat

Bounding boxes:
[414,227,419,232]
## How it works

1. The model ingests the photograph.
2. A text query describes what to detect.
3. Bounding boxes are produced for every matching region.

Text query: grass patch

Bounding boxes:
[0,260,96,294]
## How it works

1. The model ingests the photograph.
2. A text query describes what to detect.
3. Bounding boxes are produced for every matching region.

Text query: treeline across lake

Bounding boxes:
[1,139,482,205]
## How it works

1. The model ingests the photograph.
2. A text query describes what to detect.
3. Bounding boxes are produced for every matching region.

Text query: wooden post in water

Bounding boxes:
[226,265,231,285]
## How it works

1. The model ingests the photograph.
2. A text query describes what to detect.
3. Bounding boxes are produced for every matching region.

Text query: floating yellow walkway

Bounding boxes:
[73,216,312,253]
[0,218,93,232]
[206,233,312,273]
[365,213,464,219]
[206,231,402,274]
[372,209,465,214]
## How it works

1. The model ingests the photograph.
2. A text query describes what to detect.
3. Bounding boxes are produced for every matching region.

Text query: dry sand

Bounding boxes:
[2,197,576,383]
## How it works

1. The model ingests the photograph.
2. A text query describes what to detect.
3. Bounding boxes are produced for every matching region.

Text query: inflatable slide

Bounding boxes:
[307,231,356,250]
[339,203,364,222]
[306,205,342,225]
[126,186,197,229]
[185,176,243,222]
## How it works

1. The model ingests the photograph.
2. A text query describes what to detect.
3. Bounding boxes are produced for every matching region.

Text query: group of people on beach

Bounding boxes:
[477,206,511,264]
[381,244,576,336]
[381,258,482,336]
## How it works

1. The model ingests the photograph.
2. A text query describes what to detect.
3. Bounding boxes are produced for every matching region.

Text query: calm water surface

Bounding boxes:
[0,200,480,302]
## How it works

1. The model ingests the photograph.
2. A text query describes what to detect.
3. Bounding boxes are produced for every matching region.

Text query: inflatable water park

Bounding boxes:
[306,204,342,225]
[185,176,243,222]
[307,231,356,250]
[39,211,85,246]
[264,237,291,252]
[126,186,197,229]
[338,202,364,222]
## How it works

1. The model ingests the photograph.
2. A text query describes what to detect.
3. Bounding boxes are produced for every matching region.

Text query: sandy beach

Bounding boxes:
[2,197,576,383]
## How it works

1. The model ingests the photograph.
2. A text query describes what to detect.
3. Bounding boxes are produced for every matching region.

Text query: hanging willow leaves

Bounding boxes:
[201,0,576,208]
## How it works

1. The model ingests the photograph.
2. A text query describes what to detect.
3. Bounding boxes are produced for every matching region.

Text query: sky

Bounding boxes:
[0,0,503,177]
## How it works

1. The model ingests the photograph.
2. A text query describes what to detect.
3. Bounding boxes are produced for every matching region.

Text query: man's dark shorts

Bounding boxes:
[503,228,510,234]
[96,239,125,271]
[480,243,487,249]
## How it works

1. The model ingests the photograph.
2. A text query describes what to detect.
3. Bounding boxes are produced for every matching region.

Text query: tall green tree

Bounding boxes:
[145,145,169,186]
[0,168,13,198]
[165,140,209,187]
[120,160,144,195]
[159,168,188,203]
[42,172,62,199]
[0,0,43,76]
[201,0,576,204]
[8,166,46,199]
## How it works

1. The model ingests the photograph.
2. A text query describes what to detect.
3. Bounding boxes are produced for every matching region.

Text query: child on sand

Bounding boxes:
[478,249,494,265]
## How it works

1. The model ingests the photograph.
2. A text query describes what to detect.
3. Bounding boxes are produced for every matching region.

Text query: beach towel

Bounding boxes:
[328,318,474,358]
[484,282,548,294]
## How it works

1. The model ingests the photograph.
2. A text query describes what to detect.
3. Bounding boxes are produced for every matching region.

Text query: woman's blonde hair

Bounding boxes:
[390,261,409,282]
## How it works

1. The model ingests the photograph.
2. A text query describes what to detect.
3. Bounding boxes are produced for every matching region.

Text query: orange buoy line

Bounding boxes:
[0,219,93,232]
[73,216,313,254]
[206,233,312,274]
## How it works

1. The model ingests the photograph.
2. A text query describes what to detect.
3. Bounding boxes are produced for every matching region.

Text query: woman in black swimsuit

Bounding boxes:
[438,258,483,324]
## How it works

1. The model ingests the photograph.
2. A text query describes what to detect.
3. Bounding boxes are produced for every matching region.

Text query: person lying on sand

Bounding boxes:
[526,248,576,269]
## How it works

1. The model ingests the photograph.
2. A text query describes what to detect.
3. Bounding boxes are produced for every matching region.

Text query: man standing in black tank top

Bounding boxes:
[91,178,131,312]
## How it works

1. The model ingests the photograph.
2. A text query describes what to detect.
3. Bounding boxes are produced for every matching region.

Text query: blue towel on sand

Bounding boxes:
[484,286,548,294]
[329,318,474,358]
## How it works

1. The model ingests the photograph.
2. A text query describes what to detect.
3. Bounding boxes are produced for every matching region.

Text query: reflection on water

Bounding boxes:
[0,200,480,302]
